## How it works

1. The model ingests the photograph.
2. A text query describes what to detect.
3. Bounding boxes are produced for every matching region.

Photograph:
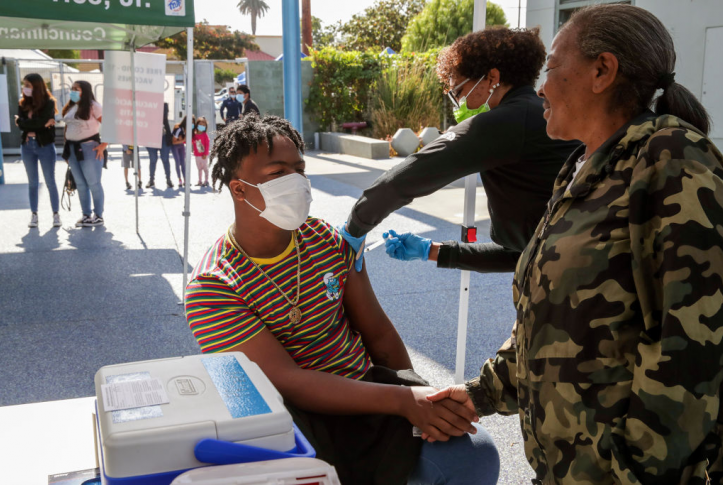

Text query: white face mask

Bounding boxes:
[239,173,312,230]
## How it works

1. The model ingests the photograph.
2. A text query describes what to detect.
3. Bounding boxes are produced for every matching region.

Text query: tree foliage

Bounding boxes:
[402,0,508,52]
[237,0,269,36]
[339,0,425,52]
[305,16,340,49]
[157,21,258,61]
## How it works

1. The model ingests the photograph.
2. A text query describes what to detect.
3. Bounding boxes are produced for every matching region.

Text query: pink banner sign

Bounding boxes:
[101,51,167,149]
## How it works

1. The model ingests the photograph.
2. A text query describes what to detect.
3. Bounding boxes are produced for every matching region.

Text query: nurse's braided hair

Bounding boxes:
[210,113,305,192]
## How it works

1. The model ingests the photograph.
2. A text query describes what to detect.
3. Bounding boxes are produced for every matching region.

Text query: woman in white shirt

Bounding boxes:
[62,80,107,227]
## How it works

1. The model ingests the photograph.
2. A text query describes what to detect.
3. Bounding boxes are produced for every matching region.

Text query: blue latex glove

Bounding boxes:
[337,224,366,272]
[383,230,432,261]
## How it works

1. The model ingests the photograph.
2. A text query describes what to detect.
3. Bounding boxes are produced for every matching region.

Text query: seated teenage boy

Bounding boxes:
[185,115,500,485]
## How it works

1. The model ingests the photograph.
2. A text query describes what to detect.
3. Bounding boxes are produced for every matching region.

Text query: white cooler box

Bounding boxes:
[94,353,313,485]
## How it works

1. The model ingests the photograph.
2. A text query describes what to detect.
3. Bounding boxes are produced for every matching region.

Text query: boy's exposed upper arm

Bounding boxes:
[343,261,413,370]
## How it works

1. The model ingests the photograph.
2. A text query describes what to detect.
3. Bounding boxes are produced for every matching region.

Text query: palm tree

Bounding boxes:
[237,0,270,36]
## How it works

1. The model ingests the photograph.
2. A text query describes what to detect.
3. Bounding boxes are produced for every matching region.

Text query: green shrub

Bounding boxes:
[306,47,383,131]
[214,68,237,85]
[371,51,444,139]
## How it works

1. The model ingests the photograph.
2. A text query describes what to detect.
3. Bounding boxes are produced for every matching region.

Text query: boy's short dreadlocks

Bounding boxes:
[210,113,305,191]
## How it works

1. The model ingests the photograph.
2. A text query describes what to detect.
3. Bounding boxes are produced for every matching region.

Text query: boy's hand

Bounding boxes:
[402,387,477,442]
[421,385,478,441]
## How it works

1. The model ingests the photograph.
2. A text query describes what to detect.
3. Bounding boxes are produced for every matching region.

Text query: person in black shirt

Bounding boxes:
[15,73,61,228]
[237,84,260,117]
[341,28,579,273]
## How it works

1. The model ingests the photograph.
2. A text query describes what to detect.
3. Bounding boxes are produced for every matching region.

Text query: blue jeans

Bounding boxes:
[21,137,59,213]
[170,143,186,180]
[68,140,104,217]
[146,136,171,182]
[409,424,500,485]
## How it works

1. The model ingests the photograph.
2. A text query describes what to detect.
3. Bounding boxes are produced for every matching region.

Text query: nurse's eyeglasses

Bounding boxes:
[447,78,470,110]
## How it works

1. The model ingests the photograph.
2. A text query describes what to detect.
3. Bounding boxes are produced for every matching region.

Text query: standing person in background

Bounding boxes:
[62,80,107,228]
[15,73,61,228]
[171,115,188,188]
[145,102,173,189]
[192,117,210,187]
[220,86,242,124]
[237,85,260,117]
[121,145,141,190]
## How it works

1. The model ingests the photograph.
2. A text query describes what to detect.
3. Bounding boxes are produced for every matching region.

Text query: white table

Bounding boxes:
[0,397,98,484]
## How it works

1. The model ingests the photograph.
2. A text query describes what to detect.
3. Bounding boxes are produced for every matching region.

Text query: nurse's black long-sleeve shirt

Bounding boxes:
[346,85,580,273]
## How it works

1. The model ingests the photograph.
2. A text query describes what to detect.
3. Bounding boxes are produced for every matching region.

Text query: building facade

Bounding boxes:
[526,0,723,147]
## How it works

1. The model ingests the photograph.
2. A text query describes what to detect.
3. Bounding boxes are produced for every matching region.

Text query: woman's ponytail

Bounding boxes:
[654,81,711,135]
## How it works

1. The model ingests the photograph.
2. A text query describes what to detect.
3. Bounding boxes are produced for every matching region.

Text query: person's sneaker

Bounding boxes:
[146,179,155,188]
[126,181,132,190]
[196,182,203,187]
[167,179,174,189]
[76,215,93,227]
[53,213,61,227]
[138,180,143,189]
[87,215,104,227]
[28,212,38,228]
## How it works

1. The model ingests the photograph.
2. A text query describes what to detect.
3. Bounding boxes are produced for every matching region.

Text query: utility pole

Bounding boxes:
[301,0,312,56]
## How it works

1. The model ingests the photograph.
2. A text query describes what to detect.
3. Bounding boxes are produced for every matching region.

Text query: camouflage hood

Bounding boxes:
[467,112,723,484]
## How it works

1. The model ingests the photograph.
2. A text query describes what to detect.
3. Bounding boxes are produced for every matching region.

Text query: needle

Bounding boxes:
[365,239,385,252]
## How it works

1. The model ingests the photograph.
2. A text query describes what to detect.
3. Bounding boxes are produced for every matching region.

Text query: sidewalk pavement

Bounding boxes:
[0,146,533,484]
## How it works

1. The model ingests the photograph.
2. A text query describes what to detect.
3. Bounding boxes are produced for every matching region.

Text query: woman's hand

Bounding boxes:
[14,115,19,126]
[422,384,478,441]
[45,118,56,128]
[94,142,108,160]
[401,386,478,442]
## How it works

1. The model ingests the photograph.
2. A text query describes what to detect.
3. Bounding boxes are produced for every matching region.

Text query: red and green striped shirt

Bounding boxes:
[185,217,372,380]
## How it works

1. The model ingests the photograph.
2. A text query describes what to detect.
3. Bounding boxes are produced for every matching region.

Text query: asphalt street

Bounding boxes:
[0,146,533,483]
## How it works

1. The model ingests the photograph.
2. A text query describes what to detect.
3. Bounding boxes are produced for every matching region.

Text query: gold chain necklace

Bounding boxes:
[227,225,303,324]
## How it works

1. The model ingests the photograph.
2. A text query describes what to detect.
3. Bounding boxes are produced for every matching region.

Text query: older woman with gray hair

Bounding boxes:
[428,4,723,483]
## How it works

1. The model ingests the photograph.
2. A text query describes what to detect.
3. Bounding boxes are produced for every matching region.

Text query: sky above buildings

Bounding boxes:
[194,0,528,38]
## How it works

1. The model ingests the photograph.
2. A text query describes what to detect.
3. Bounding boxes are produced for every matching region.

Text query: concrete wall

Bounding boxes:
[253,36,284,58]
[525,0,556,54]
[246,60,319,148]
[526,0,723,147]
[320,133,389,160]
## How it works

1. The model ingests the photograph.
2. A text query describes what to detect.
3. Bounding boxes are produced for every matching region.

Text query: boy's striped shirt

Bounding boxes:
[185,217,371,380]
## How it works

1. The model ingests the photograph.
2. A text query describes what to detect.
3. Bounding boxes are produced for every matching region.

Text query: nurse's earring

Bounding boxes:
[489,82,500,94]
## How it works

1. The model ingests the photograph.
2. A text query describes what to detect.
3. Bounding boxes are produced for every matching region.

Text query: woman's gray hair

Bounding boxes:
[563,4,710,134]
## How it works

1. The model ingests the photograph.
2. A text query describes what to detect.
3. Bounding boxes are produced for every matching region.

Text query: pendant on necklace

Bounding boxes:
[289,306,303,324]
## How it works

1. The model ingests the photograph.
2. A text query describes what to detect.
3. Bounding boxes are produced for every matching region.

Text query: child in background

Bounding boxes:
[192,117,210,187]
[171,116,188,187]
[121,145,141,190]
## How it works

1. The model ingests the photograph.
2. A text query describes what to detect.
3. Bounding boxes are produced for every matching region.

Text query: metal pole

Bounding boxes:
[59,60,66,110]
[0,59,6,185]
[518,0,522,28]
[281,0,303,133]
[455,0,487,384]
[131,45,140,234]
[182,27,194,298]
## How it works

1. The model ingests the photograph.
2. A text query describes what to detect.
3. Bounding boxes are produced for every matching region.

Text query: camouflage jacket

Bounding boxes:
[466,112,723,484]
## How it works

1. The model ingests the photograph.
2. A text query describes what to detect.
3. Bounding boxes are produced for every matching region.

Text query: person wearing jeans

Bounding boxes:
[16,73,61,228]
[146,102,174,189]
[67,140,104,223]
[61,80,107,227]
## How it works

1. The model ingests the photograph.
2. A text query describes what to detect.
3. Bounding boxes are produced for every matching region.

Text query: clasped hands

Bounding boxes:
[407,384,477,443]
